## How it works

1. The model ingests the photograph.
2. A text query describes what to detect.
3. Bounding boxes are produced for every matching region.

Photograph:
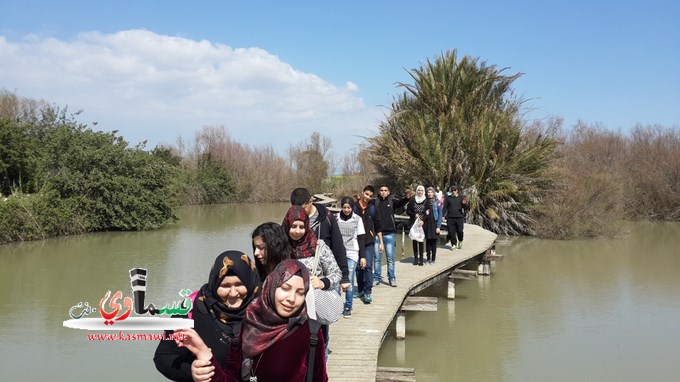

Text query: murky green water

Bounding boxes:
[378,221,680,381]
[1,204,678,381]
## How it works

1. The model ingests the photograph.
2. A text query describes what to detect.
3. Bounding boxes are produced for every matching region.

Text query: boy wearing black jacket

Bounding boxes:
[442,184,467,249]
[374,185,412,287]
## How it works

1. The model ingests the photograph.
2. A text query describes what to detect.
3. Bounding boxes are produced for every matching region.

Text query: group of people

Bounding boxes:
[152,184,467,382]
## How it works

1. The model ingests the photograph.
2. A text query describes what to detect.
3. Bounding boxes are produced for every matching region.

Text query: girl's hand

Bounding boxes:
[191,359,215,382]
[175,328,212,360]
[310,275,324,289]
[359,258,367,269]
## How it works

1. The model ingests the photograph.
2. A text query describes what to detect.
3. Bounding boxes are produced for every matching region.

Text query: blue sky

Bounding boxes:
[1,0,678,160]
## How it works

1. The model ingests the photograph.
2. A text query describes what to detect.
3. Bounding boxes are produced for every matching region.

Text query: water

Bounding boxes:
[0,205,678,381]
[378,221,680,381]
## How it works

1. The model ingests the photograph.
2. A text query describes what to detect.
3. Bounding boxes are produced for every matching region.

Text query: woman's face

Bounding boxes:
[427,189,435,199]
[216,275,248,308]
[288,220,306,241]
[253,235,267,265]
[417,187,425,196]
[274,275,306,317]
[342,203,352,216]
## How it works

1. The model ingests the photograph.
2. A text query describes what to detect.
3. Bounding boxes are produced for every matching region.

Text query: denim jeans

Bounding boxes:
[374,233,396,283]
[357,244,374,295]
[344,258,356,311]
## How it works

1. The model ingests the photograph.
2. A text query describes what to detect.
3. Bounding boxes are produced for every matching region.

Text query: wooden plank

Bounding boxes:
[483,253,504,261]
[400,296,437,311]
[376,366,416,382]
[313,193,337,206]
[449,269,478,280]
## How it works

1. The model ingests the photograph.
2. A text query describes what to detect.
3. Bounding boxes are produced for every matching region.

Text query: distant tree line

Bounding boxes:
[2,50,678,244]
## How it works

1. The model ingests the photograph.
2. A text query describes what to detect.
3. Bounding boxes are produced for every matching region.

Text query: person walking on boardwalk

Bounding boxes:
[334,196,365,318]
[290,188,350,293]
[406,185,431,266]
[353,185,377,303]
[424,186,443,264]
[374,184,412,287]
[442,184,468,249]
[251,222,292,280]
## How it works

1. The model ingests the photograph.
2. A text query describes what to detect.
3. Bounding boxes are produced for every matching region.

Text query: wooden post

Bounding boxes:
[479,261,491,275]
[396,313,406,339]
[396,297,437,340]
[448,270,477,300]
[448,279,456,299]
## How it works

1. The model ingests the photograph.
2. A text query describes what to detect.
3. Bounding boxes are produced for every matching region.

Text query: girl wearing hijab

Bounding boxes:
[334,196,366,318]
[154,250,261,381]
[282,205,341,291]
[251,222,293,280]
[177,259,328,382]
[406,185,432,266]
[425,186,443,264]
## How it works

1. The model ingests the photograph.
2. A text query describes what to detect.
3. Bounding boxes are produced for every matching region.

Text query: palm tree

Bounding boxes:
[370,50,558,235]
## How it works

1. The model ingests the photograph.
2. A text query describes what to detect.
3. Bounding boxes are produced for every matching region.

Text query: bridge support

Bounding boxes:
[448,269,479,299]
[396,296,437,339]
[478,245,503,275]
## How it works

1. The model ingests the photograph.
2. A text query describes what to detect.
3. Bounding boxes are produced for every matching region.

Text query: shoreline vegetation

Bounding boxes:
[2,52,679,245]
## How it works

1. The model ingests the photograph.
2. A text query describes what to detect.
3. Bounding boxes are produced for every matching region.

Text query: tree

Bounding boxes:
[289,132,332,193]
[35,123,179,230]
[370,50,559,235]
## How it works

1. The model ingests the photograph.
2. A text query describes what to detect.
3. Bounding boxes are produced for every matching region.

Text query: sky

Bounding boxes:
[1,0,678,159]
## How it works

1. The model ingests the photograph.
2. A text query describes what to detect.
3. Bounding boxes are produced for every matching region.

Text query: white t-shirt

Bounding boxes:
[334,212,365,262]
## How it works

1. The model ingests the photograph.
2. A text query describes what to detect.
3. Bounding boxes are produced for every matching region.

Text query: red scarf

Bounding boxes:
[241,259,310,358]
[283,205,318,259]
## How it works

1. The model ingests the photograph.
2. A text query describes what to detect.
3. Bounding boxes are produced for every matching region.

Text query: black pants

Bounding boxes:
[447,217,465,243]
[412,240,424,264]
[426,238,438,261]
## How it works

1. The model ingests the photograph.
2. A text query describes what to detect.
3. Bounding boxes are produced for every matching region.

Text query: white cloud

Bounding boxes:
[0,30,382,156]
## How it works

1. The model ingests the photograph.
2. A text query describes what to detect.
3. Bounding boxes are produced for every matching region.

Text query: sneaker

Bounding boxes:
[374,279,381,286]
[457,241,463,249]
[342,308,352,318]
[389,280,397,287]
[362,294,372,304]
[355,291,364,300]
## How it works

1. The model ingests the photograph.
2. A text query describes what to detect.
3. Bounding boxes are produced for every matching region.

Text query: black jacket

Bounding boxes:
[353,200,377,246]
[311,203,349,284]
[154,304,236,381]
[442,194,467,219]
[374,195,410,235]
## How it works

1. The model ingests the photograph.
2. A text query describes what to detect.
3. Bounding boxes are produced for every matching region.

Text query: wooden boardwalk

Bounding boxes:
[325,223,497,381]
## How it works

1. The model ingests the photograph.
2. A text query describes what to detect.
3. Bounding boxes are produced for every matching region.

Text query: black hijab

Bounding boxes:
[339,196,354,221]
[196,251,261,337]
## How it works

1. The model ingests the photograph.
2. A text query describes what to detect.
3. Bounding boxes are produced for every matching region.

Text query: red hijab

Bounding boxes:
[241,259,310,358]
[282,205,317,259]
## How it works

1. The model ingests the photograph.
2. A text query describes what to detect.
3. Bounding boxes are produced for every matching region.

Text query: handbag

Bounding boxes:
[409,217,425,242]
[305,243,344,326]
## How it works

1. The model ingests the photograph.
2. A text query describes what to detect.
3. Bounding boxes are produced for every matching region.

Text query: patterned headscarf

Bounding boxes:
[241,259,310,358]
[196,251,261,338]
[282,205,318,259]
